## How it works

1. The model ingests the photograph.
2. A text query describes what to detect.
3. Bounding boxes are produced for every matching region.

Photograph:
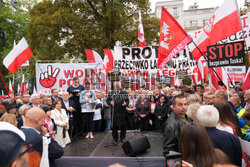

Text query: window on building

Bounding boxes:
[173,7,178,16]
[190,20,197,27]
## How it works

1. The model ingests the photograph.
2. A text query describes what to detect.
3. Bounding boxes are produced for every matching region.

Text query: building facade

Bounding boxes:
[150,0,217,32]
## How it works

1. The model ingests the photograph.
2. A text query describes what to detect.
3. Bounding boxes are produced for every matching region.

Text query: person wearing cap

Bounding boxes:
[21,107,64,167]
[0,122,32,167]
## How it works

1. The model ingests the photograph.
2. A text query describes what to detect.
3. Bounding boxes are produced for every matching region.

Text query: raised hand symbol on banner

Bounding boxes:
[39,65,60,88]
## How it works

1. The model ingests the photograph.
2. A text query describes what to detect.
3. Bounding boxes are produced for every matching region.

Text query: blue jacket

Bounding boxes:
[206,127,242,166]
[79,90,97,108]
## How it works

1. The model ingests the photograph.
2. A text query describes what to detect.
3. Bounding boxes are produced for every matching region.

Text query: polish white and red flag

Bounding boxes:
[189,0,242,61]
[3,37,33,74]
[20,74,25,94]
[84,49,102,63]
[103,49,114,73]
[158,7,191,70]
[242,68,250,91]
[138,10,145,48]
[8,80,14,94]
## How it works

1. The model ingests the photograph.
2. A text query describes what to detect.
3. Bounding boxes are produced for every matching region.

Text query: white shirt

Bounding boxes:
[216,123,234,134]
[93,99,102,121]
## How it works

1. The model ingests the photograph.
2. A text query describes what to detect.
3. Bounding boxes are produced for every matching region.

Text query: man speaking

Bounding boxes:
[107,81,129,145]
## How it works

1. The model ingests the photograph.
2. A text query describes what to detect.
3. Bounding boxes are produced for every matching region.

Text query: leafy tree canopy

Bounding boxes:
[28,0,160,62]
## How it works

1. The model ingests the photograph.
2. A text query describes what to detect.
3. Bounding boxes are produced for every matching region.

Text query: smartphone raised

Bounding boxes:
[165,151,182,167]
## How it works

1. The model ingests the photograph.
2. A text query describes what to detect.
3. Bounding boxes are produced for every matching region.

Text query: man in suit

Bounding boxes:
[51,89,63,105]
[61,92,75,139]
[21,107,64,167]
[107,81,129,145]
[197,105,242,166]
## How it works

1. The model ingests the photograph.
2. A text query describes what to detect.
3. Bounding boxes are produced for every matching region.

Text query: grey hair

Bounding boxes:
[186,103,201,122]
[196,105,219,127]
[186,94,199,103]
[30,94,40,100]
[215,90,228,101]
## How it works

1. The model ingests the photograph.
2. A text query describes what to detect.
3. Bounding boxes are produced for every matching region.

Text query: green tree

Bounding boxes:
[0,0,32,94]
[28,0,160,62]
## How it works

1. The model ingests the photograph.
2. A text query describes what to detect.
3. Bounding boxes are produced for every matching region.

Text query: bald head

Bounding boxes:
[25,107,45,132]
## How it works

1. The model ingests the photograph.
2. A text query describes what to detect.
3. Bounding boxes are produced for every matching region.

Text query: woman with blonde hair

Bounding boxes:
[0,113,18,126]
[17,104,31,128]
[186,103,201,122]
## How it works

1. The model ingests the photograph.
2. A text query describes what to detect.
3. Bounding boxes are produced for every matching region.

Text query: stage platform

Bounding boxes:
[64,131,164,157]
[55,131,166,167]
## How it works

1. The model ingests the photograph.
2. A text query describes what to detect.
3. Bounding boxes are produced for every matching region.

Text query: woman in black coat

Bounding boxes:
[154,95,170,131]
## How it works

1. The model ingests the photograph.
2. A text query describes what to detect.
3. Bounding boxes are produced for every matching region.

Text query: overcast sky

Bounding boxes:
[150,0,246,12]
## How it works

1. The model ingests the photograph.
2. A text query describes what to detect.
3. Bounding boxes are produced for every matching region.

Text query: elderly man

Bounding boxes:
[106,81,129,145]
[21,107,64,167]
[186,94,199,105]
[61,91,75,139]
[163,94,191,156]
[196,105,242,166]
[30,94,41,108]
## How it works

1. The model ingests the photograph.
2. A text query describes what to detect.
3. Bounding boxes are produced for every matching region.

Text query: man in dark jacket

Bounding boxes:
[163,94,191,156]
[197,105,242,166]
[21,107,64,167]
[106,81,129,145]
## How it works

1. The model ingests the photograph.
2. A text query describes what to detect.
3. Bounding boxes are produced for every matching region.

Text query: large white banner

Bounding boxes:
[36,63,105,94]
[114,46,198,78]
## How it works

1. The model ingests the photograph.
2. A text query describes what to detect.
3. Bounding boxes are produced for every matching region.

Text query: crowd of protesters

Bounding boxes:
[0,76,250,167]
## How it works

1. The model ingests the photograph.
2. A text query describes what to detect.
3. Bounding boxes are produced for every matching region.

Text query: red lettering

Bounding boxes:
[59,79,66,87]
[63,70,74,78]
[169,70,175,77]
[82,78,88,85]
[162,70,168,77]
[67,79,73,86]
[208,46,217,59]
[225,44,233,57]
[75,69,83,78]
[142,71,149,77]
[85,69,89,77]
[242,16,248,28]
[234,43,242,56]
[90,77,97,85]
[217,45,224,59]
[90,69,96,76]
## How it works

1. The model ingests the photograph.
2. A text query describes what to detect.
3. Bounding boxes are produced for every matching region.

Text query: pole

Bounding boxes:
[191,40,227,89]
[0,70,9,97]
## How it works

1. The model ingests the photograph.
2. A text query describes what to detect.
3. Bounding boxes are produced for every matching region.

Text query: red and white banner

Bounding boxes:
[103,49,114,73]
[20,74,25,94]
[3,37,33,73]
[158,7,191,69]
[36,63,105,95]
[84,49,102,63]
[242,68,250,91]
[138,10,145,48]
[188,0,242,62]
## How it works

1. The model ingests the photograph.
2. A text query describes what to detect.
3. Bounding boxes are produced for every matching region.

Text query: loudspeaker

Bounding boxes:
[122,136,150,156]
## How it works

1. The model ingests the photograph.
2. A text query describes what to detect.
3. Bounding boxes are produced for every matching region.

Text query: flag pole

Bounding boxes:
[0,70,9,97]
[190,40,227,89]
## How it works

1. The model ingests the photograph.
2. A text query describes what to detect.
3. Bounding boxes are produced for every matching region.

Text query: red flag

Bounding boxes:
[242,68,250,91]
[3,37,33,74]
[158,7,191,69]
[20,74,25,94]
[209,68,219,90]
[189,0,242,61]
[144,76,157,89]
[84,49,102,63]
[138,10,145,48]
[103,49,114,73]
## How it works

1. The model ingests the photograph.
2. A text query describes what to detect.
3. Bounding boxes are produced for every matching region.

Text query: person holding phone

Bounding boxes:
[79,82,97,139]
